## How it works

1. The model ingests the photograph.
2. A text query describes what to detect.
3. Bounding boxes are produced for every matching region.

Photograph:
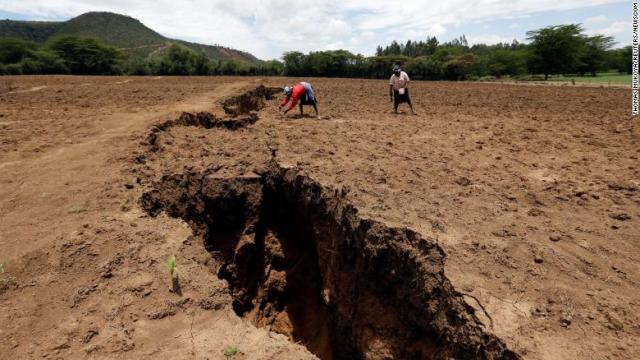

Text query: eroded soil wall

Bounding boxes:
[141,163,519,360]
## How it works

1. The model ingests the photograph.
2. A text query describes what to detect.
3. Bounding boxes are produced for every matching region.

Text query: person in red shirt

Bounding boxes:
[279,81,320,119]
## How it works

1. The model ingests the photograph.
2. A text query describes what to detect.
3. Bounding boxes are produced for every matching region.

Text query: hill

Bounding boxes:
[0,20,62,43]
[0,12,260,63]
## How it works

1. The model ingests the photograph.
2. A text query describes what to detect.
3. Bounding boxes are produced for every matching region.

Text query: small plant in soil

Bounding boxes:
[223,346,239,358]
[168,255,180,293]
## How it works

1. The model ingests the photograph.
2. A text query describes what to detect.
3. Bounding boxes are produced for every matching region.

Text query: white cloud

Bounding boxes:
[585,20,627,43]
[428,23,446,36]
[597,21,627,36]
[0,0,627,58]
[585,15,609,24]
[466,34,520,45]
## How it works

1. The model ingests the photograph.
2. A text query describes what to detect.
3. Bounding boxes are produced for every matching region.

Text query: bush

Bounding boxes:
[0,37,38,64]
[154,44,219,76]
[443,53,480,80]
[258,60,284,76]
[4,63,23,75]
[125,58,152,75]
[158,45,195,75]
[18,58,42,74]
[486,50,527,77]
[47,36,123,75]
[405,57,443,80]
[24,51,68,74]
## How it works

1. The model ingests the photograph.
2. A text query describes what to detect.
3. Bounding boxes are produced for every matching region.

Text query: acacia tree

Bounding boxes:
[526,24,585,80]
[487,49,527,77]
[0,37,38,64]
[578,35,616,76]
[48,36,122,75]
[614,46,632,74]
[282,51,305,76]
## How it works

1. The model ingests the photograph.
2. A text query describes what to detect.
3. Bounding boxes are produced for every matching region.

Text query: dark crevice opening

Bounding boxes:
[140,166,521,360]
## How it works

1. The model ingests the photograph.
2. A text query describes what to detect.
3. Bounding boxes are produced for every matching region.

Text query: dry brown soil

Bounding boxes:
[0,75,638,359]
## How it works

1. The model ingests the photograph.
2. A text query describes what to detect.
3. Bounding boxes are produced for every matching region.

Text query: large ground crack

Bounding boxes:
[146,85,282,151]
[140,163,520,360]
[147,111,258,149]
[222,85,282,116]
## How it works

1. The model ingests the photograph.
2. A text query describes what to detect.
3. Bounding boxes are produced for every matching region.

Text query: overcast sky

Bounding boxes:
[0,0,630,59]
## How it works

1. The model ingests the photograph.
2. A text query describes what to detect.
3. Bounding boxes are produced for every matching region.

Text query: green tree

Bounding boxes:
[47,36,122,75]
[577,35,616,76]
[606,46,631,74]
[405,56,443,80]
[0,37,38,64]
[526,24,585,79]
[424,37,439,56]
[20,50,68,74]
[125,58,152,75]
[157,44,196,75]
[219,60,239,75]
[442,53,480,80]
[486,49,527,77]
[192,52,212,75]
[259,60,284,76]
[282,51,305,76]
[432,45,466,62]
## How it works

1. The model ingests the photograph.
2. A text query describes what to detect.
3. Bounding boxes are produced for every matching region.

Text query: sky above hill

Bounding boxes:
[0,0,630,59]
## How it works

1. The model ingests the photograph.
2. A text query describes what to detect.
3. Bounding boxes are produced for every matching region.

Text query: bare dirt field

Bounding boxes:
[0,75,638,359]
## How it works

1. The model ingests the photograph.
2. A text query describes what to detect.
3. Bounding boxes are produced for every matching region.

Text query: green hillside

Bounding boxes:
[56,12,165,48]
[0,12,260,63]
[0,20,62,43]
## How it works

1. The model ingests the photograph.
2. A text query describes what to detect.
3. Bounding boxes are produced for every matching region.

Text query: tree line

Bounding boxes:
[284,25,630,80]
[0,36,283,76]
[0,24,632,80]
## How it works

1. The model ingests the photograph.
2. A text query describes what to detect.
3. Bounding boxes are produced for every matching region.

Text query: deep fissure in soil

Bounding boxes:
[222,85,283,116]
[141,165,520,360]
[146,85,282,150]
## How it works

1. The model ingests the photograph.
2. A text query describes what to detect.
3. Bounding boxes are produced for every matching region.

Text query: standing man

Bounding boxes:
[389,64,417,115]
[279,81,320,119]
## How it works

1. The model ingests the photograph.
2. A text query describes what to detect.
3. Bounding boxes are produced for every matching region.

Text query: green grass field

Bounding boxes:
[551,72,631,85]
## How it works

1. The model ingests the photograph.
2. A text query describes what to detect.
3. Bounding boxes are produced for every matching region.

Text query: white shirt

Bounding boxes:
[390,71,410,90]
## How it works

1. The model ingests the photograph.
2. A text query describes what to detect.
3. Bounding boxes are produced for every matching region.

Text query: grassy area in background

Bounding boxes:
[551,72,630,85]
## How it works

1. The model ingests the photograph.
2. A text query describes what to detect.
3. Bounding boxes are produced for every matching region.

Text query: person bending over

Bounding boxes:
[389,65,417,115]
[279,82,320,119]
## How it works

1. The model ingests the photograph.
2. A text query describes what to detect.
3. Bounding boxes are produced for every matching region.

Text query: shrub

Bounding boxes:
[0,37,38,64]
[4,63,23,75]
[47,36,123,75]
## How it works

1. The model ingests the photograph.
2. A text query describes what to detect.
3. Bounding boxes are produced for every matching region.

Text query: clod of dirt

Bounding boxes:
[609,212,631,221]
[455,176,472,186]
[607,181,638,192]
[147,111,258,149]
[222,85,283,117]
[141,162,520,360]
[534,254,544,264]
